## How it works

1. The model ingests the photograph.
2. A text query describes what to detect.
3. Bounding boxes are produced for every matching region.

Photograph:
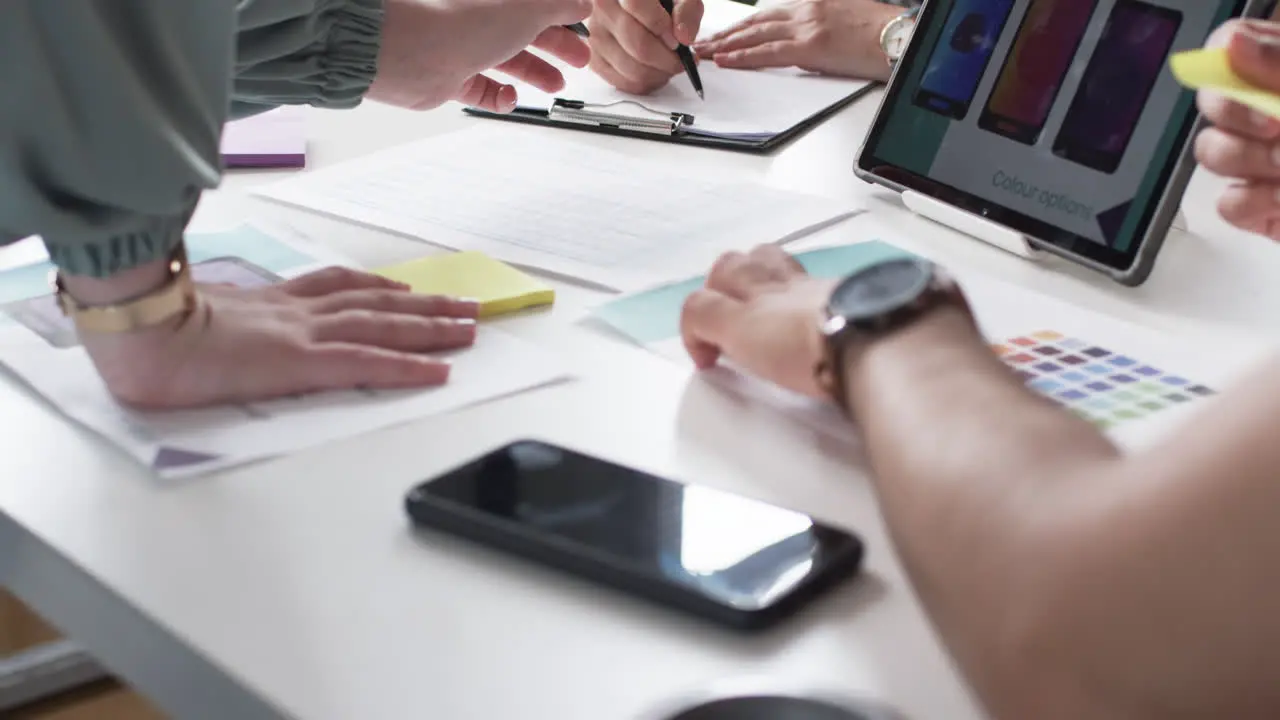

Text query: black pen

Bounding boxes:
[658,0,703,99]
[564,22,591,38]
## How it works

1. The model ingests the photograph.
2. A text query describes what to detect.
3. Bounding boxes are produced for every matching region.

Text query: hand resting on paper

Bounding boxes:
[1195,20,1280,240]
[679,244,838,398]
[368,0,592,112]
[694,0,904,82]
[65,266,479,410]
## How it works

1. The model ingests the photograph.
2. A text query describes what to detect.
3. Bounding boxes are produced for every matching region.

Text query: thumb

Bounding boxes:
[673,0,705,45]
[1227,22,1280,95]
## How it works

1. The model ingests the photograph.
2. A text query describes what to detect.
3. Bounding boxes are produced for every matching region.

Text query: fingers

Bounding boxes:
[1195,127,1280,181]
[588,24,678,94]
[697,21,789,57]
[711,39,803,70]
[1227,22,1280,95]
[1198,91,1280,141]
[672,0,705,45]
[495,50,567,94]
[309,290,480,319]
[697,8,785,46]
[596,0,684,74]
[1217,182,1280,239]
[302,344,453,391]
[531,26,592,69]
[455,74,518,112]
[680,288,743,369]
[312,311,478,352]
[281,266,409,297]
[705,246,803,299]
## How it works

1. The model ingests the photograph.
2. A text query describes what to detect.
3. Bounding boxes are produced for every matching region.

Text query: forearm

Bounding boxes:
[233,0,384,117]
[844,306,1121,716]
[0,0,232,280]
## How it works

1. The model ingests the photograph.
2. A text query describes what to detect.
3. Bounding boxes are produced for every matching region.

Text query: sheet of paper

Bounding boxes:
[590,224,1274,451]
[514,0,872,138]
[253,127,860,291]
[1170,48,1280,119]
[221,107,307,168]
[0,224,570,478]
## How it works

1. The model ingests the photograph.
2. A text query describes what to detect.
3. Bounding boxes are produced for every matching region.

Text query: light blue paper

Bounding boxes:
[593,241,915,345]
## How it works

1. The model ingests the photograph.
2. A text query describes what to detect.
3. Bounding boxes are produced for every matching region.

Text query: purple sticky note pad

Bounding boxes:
[220,107,307,169]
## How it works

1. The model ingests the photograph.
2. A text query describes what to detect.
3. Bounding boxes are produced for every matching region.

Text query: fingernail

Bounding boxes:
[663,31,679,50]
[677,23,692,42]
[452,318,477,327]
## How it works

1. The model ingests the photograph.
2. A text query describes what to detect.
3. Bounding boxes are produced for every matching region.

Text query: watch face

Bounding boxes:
[831,258,933,321]
[885,19,916,59]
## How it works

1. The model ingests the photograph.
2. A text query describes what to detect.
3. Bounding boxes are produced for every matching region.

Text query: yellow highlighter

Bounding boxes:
[373,251,555,318]
[1170,47,1280,119]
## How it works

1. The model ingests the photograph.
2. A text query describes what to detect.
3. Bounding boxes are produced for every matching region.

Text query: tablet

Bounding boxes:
[856,0,1268,285]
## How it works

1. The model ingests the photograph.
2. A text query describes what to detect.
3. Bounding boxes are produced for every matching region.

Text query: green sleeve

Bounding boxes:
[0,0,233,277]
[232,0,385,119]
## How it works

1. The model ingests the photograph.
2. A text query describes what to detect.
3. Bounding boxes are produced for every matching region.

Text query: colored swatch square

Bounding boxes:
[1161,376,1189,386]
[1165,393,1189,403]
[1033,331,1064,341]
[1111,374,1137,384]
[1060,371,1089,383]
[1108,356,1137,367]
[1015,370,1036,382]
[1083,347,1111,358]
[1134,366,1160,377]
[1086,381,1112,393]
[1113,390,1138,402]
[1059,338,1087,350]
[1187,385,1215,396]
[1059,355,1087,366]
[1035,362,1062,373]
[1139,400,1165,412]
[1029,378,1062,393]
[1035,346,1062,356]
[992,345,1012,356]
[1084,364,1112,375]
[1008,353,1036,364]
[1057,389,1088,402]
[1011,337,1037,347]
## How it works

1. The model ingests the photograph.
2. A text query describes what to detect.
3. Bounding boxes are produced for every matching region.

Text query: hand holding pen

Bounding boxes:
[581,0,706,98]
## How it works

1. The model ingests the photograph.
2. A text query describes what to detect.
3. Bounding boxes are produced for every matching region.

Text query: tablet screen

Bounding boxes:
[858,0,1252,274]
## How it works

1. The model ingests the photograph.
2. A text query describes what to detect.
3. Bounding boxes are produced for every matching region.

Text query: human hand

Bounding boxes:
[680,245,834,399]
[587,0,704,94]
[77,267,480,410]
[1194,20,1280,239]
[692,0,901,81]
[368,0,592,113]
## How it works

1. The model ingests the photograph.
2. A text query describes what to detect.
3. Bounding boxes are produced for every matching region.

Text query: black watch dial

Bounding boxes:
[829,257,935,324]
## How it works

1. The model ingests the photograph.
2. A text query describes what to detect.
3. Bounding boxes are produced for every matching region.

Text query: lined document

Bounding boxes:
[253,127,860,290]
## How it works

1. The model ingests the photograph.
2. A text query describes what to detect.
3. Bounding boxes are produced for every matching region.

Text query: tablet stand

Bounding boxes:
[901,191,1039,260]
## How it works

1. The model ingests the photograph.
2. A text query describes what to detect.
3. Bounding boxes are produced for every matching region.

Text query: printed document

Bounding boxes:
[253,127,860,291]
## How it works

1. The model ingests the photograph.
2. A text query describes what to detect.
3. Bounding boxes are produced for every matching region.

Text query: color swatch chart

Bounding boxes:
[993,331,1215,430]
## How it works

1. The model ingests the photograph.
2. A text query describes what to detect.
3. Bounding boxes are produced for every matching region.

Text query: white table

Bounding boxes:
[2,91,1277,720]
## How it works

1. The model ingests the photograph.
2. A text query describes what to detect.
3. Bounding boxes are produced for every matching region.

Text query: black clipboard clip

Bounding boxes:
[550,99,695,135]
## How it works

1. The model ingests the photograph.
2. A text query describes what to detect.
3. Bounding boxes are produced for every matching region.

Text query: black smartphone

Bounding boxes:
[404,440,864,631]
[912,0,1017,120]
[1051,0,1182,174]
[978,0,1100,144]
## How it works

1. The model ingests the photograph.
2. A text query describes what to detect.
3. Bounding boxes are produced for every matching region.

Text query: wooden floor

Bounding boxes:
[2,590,163,720]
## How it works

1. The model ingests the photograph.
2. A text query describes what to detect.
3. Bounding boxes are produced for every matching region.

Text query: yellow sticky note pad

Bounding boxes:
[1170,48,1280,119]
[373,252,554,318]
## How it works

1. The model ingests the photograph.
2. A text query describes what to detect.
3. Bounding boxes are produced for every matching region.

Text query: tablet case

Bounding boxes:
[463,83,878,154]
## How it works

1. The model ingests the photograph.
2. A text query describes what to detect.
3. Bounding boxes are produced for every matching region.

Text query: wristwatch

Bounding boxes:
[814,257,972,413]
[53,243,199,334]
[879,7,919,67]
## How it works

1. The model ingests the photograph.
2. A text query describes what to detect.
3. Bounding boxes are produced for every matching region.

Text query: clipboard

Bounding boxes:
[464,82,877,153]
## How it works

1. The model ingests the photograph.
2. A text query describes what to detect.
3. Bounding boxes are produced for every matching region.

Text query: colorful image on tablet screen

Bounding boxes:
[979,0,1099,144]
[1053,1,1183,174]
[913,0,1016,119]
